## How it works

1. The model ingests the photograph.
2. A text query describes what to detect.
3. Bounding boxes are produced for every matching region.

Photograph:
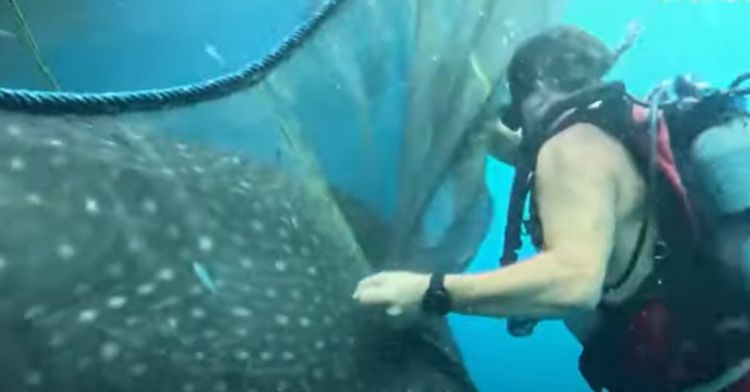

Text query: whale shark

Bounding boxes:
[0,113,476,392]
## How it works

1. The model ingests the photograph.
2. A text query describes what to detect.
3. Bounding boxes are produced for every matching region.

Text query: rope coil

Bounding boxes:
[0,0,347,115]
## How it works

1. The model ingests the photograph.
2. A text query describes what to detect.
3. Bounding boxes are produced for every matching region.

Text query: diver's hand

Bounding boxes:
[353,271,430,327]
[486,118,522,165]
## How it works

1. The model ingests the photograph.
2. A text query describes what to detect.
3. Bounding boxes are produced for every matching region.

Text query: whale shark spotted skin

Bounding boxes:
[0,114,476,392]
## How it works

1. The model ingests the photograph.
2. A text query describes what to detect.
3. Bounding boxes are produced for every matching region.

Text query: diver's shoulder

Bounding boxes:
[539,122,627,169]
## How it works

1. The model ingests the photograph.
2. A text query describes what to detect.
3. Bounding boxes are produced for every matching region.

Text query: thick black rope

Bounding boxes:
[0,0,347,115]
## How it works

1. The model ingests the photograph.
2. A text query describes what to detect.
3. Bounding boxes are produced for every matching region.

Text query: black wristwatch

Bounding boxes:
[421,273,452,316]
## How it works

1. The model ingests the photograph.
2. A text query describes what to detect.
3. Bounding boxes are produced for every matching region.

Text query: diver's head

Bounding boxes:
[502,25,616,132]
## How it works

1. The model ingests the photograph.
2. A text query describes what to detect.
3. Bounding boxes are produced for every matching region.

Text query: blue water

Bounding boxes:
[0,0,312,91]
[448,1,750,391]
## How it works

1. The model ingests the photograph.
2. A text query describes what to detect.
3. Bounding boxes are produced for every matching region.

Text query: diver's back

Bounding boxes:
[557,122,750,392]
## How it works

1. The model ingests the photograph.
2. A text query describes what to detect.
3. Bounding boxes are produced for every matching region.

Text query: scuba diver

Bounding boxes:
[353,25,750,392]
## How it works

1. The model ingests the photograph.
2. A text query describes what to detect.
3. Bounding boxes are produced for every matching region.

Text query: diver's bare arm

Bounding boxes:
[446,124,617,318]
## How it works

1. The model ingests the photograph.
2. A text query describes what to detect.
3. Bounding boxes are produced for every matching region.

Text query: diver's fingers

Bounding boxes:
[494,118,522,140]
[354,286,393,306]
[353,272,387,296]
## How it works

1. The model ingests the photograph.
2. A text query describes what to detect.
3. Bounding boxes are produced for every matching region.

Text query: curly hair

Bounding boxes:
[507,25,616,106]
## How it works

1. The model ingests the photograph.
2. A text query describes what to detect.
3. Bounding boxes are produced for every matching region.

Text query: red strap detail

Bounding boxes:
[631,106,699,237]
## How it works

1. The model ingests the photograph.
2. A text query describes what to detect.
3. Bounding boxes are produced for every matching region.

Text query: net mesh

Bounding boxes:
[0,0,564,391]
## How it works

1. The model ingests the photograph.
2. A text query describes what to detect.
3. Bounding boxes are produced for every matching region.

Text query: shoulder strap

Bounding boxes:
[603,98,663,293]
[520,81,629,162]
[604,190,652,293]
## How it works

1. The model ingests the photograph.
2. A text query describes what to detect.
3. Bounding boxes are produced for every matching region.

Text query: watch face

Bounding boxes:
[423,289,449,315]
[422,274,450,315]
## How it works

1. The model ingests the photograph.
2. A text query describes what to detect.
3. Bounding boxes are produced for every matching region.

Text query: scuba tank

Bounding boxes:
[663,73,750,300]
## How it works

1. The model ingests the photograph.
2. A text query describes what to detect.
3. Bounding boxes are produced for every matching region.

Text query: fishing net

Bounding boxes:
[0,0,564,391]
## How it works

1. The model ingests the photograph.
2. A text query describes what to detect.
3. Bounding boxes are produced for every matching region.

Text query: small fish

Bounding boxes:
[0,28,16,39]
[192,261,218,293]
[204,44,225,67]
